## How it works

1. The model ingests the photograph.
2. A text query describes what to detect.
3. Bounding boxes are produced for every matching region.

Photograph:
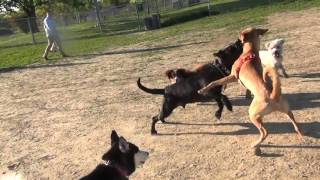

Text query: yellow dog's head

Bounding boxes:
[240,27,268,51]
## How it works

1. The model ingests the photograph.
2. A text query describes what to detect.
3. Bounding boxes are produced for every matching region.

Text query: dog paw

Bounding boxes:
[151,130,158,135]
[214,112,222,120]
[253,147,262,156]
[160,119,166,123]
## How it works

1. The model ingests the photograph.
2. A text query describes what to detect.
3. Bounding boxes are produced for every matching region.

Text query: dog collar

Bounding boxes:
[211,57,230,76]
[235,53,259,78]
[102,160,128,177]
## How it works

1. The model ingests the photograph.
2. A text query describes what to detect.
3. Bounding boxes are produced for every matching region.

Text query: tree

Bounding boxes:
[0,0,48,32]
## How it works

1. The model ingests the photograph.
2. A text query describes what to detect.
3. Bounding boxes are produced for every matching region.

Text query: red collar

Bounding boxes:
[236,53,259,77]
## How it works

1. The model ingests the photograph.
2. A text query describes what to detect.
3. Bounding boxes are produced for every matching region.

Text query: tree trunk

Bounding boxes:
[23,1,40,33]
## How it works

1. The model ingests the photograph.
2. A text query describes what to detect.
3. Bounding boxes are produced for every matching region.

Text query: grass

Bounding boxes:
[0,0,319,68]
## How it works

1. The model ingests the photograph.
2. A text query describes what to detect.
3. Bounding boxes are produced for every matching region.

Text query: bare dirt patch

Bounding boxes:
[0,8,319,179]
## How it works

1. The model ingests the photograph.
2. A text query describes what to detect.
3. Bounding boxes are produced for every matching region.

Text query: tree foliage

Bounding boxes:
[0,0,47,14]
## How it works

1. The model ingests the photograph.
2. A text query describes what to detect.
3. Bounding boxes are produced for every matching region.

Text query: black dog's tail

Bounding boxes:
[137,78,165,95]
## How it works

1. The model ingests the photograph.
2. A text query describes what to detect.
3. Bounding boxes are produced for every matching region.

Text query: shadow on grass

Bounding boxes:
[81,41,210,57]
[157,121,320,139]
[0,62,94,73]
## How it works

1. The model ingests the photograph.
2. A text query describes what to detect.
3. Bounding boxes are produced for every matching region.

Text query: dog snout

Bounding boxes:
[141,150,149,157]
[274,50,280,58]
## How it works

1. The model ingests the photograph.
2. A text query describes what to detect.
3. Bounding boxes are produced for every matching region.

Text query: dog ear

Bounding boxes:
[111,130,119,145]
[265,42,270,49]
[279,38,285,45]
[165,69,174,79]
[240,27,253,42]
[239,32,248,43]
[257,28,268,35]
[118,137,130,153]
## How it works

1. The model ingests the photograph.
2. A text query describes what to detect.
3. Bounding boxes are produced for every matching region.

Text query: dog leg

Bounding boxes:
[249,100,268,147]
[159,97,177,123]
[278,64,289,78]
[278,98,303,138]
[214,97,223,120]
[221,94,232,111]
[250,115,268,147]
[151,116,159,135]
[198,75,237,95]
[286,111,303,138]
[150,98,177,135]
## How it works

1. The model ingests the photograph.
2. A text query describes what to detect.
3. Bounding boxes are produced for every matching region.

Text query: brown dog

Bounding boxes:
[198,27,303,148]
[164,64,209,84]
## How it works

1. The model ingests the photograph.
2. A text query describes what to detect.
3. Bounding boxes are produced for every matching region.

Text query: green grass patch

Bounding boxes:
[0,0,319,68]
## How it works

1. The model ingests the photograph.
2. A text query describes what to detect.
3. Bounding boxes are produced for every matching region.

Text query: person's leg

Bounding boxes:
[50,42,57,52]
[43,37,54,60]
[53,35,67,57]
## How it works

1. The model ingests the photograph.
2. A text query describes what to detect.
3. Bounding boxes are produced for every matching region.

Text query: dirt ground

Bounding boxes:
[1,8,319,180]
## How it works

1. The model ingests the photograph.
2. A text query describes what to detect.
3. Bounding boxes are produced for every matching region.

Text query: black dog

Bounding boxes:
[137,39,243,134]
[80,130,149,180]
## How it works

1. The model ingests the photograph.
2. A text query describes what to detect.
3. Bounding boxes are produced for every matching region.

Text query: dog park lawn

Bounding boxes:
[1,0,320,68]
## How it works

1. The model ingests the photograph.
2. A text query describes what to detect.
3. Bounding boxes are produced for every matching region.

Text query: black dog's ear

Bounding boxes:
[111,130,119,145]
[234,39,242,45]
[165,69,174,79]
[118,137,130,153]
[213,50,223,57]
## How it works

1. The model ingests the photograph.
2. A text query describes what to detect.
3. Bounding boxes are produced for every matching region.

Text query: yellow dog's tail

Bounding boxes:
[263,66,281,101]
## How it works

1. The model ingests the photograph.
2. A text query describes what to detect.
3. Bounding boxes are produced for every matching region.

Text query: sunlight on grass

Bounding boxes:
[0,0,319,68]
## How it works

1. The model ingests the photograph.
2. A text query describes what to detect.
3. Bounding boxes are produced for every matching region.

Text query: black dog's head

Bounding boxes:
[102,130,149,176]
[213,39,243,70]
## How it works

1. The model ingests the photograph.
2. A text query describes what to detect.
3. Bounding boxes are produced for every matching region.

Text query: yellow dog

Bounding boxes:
[198,27,303,148]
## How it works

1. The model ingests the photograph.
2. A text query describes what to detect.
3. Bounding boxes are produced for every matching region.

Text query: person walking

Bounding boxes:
[42,12,67,60]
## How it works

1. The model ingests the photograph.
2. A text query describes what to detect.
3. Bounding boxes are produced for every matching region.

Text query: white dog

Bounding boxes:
[259,38,288,78]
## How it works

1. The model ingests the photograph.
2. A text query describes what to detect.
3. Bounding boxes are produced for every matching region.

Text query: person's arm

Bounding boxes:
[43,17,49,30]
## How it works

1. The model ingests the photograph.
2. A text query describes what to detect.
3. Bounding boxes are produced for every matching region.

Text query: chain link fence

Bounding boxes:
[0,0,212,46]
[0,0,305,49]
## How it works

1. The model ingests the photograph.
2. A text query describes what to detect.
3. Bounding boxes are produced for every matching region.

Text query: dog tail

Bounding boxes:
[137,78,165,95]
[263,66,281,101]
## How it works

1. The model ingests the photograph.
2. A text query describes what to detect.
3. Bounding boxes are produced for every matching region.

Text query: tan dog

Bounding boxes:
[198,27,303,148]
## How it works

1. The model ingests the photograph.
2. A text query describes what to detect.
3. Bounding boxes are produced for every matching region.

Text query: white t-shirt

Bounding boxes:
[43,15,57,37]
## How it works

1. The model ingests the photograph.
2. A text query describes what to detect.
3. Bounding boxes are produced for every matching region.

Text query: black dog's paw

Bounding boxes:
[253,147,262,156]
[215,111,222,120]
[151,130,158,135]
[152,116,159,122]
[160,119,166,123]
[225,102,233,112]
